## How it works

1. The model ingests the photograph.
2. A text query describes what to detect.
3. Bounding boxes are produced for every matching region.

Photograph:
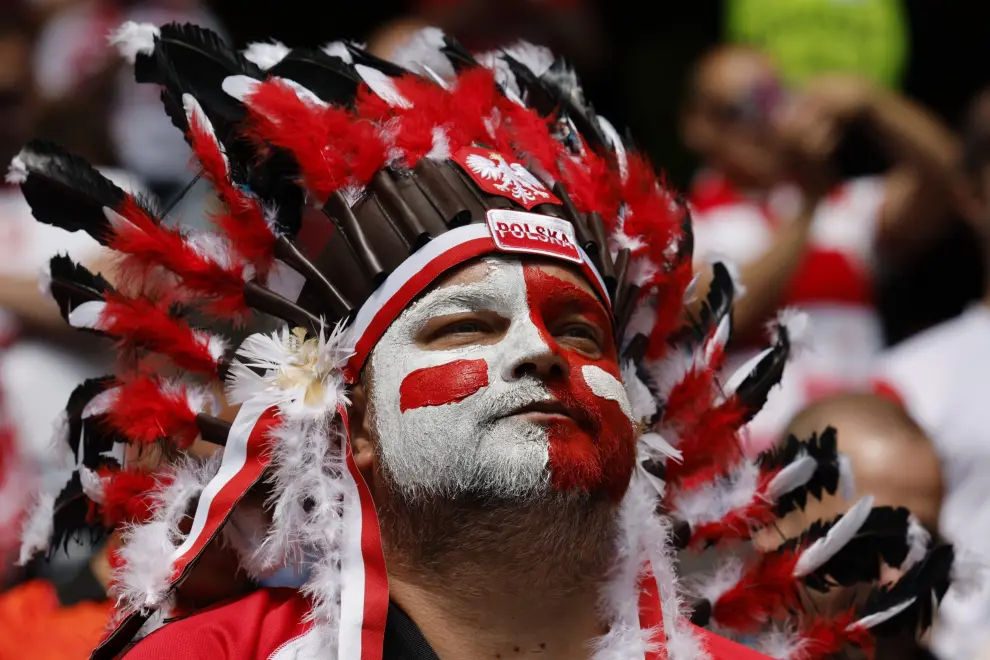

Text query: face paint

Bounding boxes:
[521,265,637,500]
[367,257,636,501]
[399,359,490,411]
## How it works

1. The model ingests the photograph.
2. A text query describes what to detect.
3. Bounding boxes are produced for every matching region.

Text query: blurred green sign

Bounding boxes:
[726,0,908,88]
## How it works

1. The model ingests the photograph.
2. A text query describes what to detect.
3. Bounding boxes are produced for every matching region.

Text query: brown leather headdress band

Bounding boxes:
[294,155,638,336]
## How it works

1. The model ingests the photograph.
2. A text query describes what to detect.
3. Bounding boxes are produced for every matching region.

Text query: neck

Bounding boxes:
[380,491,618,659]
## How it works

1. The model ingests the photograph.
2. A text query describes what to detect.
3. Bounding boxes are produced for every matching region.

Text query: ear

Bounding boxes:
[347,382,376,474]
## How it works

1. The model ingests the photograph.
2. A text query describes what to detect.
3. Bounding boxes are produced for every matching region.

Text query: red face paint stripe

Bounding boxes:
[522,265,636,500]
[399,359,489,411]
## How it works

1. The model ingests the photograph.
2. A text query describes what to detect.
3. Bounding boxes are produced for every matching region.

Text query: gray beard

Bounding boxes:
[376,466,620,600]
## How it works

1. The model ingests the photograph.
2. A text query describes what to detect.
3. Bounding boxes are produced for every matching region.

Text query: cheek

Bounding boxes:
[545,358,637,500]
[399,359,489,411]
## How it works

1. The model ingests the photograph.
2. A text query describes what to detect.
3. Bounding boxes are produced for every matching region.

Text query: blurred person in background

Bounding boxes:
[32,0,223,200]
[681,45,959,453]
[873,86,990,660]
[367,0,607,80]
[768,392,944,660]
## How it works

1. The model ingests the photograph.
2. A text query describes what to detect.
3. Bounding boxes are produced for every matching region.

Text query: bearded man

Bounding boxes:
[12,22,953,660]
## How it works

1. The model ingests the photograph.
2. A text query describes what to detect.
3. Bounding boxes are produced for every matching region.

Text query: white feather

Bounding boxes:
[793,495,874,577]
[387,27,455,81]
[226,323,351,420]
[204,333,229,363]
[753,627,809,660]
[688,556,745,607]
[850,597,916,630]
[222,75,261,104]
[182,94,229,175]
[108,22,160,64]
[78,466,105,504]
[17,413,74,564]
[770,307,811,354]
[703,314,731,365]
[5,153,27,184]
[354,64,411,108]
[275,77,329,109]
[82,386,120,419]
[243,40,290,70]
[112,454,221,610]
[721,346,773,398]
[765,455,817,501]
[672,460,761,527]
[621,360,658,424]
[67,300,106,330]
[640,432,681,462]
[426,126,451,161]
[38,262,52,298]
[17,491,55,565]
[321,41,353,63]
[902,515,930,571]
[597,116,628,182]
[499,41,555,77]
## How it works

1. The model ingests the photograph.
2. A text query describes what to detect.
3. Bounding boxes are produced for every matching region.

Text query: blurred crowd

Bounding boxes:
[1,0,989,659]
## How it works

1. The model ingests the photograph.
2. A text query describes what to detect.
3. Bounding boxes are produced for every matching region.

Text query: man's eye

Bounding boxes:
[557,324,599,341]
[438,320,490,336]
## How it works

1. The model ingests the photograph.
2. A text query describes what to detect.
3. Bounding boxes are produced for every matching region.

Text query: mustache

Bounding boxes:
[477,378,597,429]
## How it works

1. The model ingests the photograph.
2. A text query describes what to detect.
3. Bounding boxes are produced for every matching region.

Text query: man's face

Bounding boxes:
[364,256,637,502]
[682,50,788,190]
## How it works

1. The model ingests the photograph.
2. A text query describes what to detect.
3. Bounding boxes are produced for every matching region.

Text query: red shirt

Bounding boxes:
[122,588,768,659]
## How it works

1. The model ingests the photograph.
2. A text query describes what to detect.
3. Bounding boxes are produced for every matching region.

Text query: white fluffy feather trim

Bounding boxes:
[112,454,222,610]
[226,323,351,420]
[108,22,160,64]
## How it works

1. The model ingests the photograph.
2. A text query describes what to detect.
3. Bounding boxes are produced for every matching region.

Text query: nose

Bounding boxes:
[502,347,569,382]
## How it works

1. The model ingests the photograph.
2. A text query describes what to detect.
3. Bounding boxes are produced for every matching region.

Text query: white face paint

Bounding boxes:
[369,259,550,499]
[366,257,638,501]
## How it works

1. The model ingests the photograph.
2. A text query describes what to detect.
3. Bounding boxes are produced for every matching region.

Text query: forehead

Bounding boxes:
[695,48,779,101]
[425,255,604,304]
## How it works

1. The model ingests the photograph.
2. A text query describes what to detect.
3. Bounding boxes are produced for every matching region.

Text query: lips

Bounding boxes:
[508,400,573,419]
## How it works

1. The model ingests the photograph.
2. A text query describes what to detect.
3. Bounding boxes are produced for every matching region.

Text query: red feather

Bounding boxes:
[712,550,802,632]
[243,79,386,199]
[102,375,202,448]
[666,397,747,484]
[96,468,168,527]
[798,610,875,660]
[186,107,275,276]
[688,466,781,547]
[99,293,222,377]
[109,198,248,318]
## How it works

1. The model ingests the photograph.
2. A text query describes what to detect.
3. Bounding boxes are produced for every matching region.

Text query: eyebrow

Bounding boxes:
[527,269,612,329]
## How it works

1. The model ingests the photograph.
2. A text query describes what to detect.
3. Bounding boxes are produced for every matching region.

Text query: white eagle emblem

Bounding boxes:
[465,152,553,206]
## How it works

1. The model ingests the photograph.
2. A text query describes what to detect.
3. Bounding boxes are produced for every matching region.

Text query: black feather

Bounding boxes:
[47,254,112,328]
[49,376,123,555]
[439,34,479,72]
[860,544,954,636]
[776,506,916,592]
[698,262,734,337]
[18,140,126,243]
[268,48,362,106]
[239,149,305,239]
[152,23,262,130]
[733,326,790,422]
[344,43,410,78]
[759,427,843,516]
